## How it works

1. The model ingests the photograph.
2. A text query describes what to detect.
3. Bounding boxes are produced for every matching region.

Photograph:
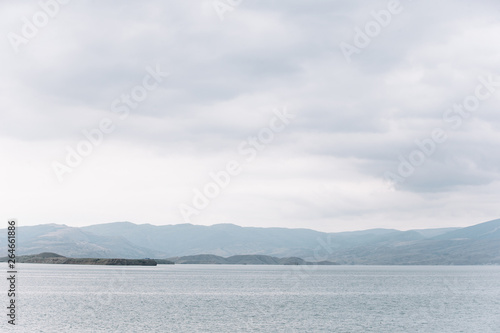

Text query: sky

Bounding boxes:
[1,0,499,232]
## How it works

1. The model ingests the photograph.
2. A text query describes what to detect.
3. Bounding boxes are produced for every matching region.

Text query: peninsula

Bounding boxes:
[1,252,159,266]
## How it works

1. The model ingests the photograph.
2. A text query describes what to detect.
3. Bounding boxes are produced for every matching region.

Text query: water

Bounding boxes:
[6,264,500,332]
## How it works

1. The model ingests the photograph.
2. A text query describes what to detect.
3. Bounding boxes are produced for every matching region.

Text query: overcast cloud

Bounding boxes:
[1,0,499,232]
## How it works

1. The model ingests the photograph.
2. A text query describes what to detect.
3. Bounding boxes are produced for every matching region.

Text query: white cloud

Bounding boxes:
[1,0,499,231]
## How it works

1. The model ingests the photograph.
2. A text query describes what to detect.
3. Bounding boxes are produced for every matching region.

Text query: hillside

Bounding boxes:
[0,219,498,265]
[167,254,338,265]
[0,252,158,266]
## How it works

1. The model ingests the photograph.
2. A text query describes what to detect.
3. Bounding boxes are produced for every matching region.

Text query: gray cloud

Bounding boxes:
[1,0,499,231]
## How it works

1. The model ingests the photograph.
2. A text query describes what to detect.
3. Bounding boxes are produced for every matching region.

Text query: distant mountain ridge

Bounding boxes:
[0,219,499,265]
[167,254,337,265]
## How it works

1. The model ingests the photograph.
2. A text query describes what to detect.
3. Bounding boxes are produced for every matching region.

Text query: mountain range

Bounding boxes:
[1,219,499,265]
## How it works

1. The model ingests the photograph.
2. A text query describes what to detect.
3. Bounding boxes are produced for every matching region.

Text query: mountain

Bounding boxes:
[166,254,338,265]
[0,219,498,264]
[0,224,162,258]
[431,219,500,240]
[326,219,500,265]
[82,222,329,258]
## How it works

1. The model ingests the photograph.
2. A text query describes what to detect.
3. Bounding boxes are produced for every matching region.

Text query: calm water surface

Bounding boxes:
[7,264,500,332]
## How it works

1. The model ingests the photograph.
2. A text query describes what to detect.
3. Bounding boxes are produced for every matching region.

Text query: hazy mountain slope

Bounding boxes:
[167,254,335,265]
[432,219,500,240]
[0,219,498,264]
[329,239,500,265]
[0,224,160,258]
[81,223,458,258]
[326,219,500,264]
[413,227,459,238]
[82,222,328,257]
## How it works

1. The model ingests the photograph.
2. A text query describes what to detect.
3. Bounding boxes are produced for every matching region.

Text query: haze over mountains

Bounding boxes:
[1,219,499,265]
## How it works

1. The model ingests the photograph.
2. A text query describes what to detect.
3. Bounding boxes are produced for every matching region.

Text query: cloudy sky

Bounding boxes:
[1,0,499,232]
